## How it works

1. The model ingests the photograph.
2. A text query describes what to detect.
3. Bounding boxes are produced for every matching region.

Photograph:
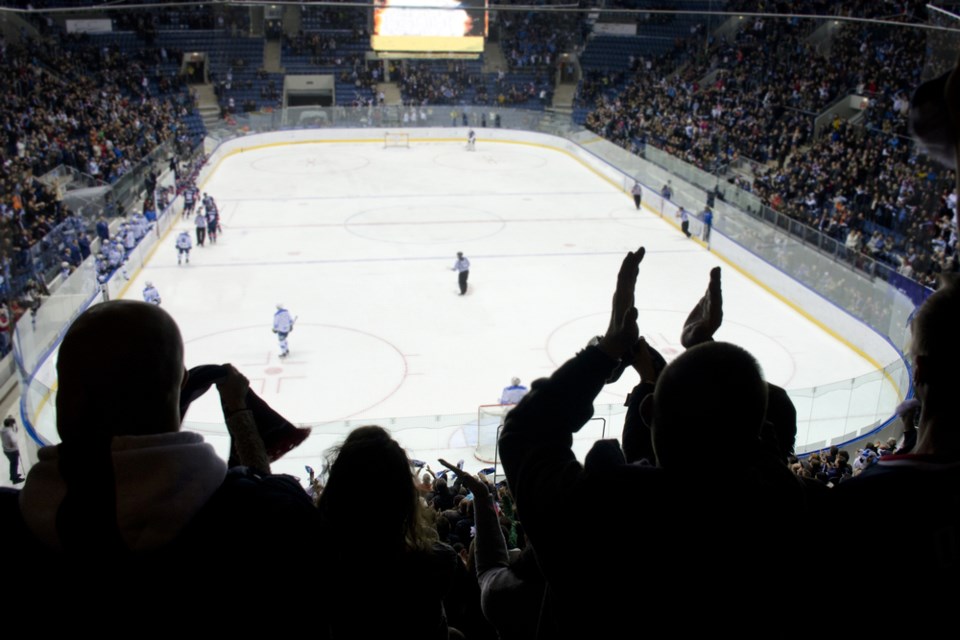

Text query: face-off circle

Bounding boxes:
[183,324,408,425]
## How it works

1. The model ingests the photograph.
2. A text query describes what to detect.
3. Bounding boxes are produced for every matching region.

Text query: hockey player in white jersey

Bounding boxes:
[273,304,295,358]
[176,230,192,265]
[130,212,148,240]
[121,224,136,252]
[467,129,476,151]
[142,281,161,305]
[499,377,528,404]
[114,238,130,280]
[105,241,124,270]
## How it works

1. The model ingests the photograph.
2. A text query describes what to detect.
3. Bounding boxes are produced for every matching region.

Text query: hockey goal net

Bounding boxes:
[475,403,516,464]
[384,132,410,149]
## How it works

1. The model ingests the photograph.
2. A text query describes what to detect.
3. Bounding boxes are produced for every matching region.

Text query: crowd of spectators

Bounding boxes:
[111,2,251,40]
[582,0,954,290]
[744,22,955,288]
[398,61,478,106]
[584,14,857,166]
[285,31,351,67]
[298,2,367,34]
[0,30,200,350]
[284,36,378,107]
[15,1,251,41]
[214,61,283,116]
[724,0,929,18]
[2,35,194,182]
[749,116,956,288]
[283,22,368,69]
[398,61,554,109]
[497,4,584,70]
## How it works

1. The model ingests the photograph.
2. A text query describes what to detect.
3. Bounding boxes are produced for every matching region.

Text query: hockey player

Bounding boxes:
[273,304,295,358]
[183,184,197,218]
[194,211,207,247]
[122,224,136,252]
[202,192,218,213]
[114,238,130,279]
[95,253,109,278]
[130,211,148,240]
[142,281,161,305]
[467,129,476,151]
[105,241,124,271]
[499,377,528,405]
[206,204,219,245]
[205,193,223,234]
[176,230,192,264]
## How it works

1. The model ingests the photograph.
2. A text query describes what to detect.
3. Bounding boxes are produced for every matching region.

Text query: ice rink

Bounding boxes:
[118,138,890,478]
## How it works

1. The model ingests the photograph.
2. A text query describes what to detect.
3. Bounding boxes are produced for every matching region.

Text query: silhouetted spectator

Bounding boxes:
[317,425,458,638]
[0,301,318,615]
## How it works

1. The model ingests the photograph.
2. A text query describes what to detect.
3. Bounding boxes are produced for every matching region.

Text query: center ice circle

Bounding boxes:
[182,324,407,424]
[345,204,505,244]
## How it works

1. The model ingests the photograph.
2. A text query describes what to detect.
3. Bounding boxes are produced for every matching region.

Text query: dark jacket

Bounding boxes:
[0,431,319,620]
[498,346,808,634]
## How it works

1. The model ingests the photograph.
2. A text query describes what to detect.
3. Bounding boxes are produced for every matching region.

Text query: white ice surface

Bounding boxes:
[115,140,888,479]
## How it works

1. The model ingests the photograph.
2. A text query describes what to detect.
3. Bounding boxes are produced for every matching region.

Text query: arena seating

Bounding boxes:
[579,0,952,289]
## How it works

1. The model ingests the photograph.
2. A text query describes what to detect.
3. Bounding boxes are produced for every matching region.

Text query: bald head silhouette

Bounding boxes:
[56,301,185,442]
[651,341,767,468]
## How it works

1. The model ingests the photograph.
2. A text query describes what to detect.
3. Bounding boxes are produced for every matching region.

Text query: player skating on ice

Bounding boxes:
[273,304,295,358]
[467,129,476,151]
[142,281,161,305]
[176,230,192,264]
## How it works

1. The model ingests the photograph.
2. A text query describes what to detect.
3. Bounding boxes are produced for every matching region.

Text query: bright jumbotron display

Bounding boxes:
[372,0,487,53]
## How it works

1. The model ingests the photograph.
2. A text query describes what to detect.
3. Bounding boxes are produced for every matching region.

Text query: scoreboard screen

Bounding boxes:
[372,0,487,54]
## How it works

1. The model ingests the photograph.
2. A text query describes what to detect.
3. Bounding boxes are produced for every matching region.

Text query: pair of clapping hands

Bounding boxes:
[437,458,493,499]
[595,247,723,385]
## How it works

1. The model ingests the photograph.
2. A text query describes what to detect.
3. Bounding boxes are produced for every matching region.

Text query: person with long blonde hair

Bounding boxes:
[317,425,458,639]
